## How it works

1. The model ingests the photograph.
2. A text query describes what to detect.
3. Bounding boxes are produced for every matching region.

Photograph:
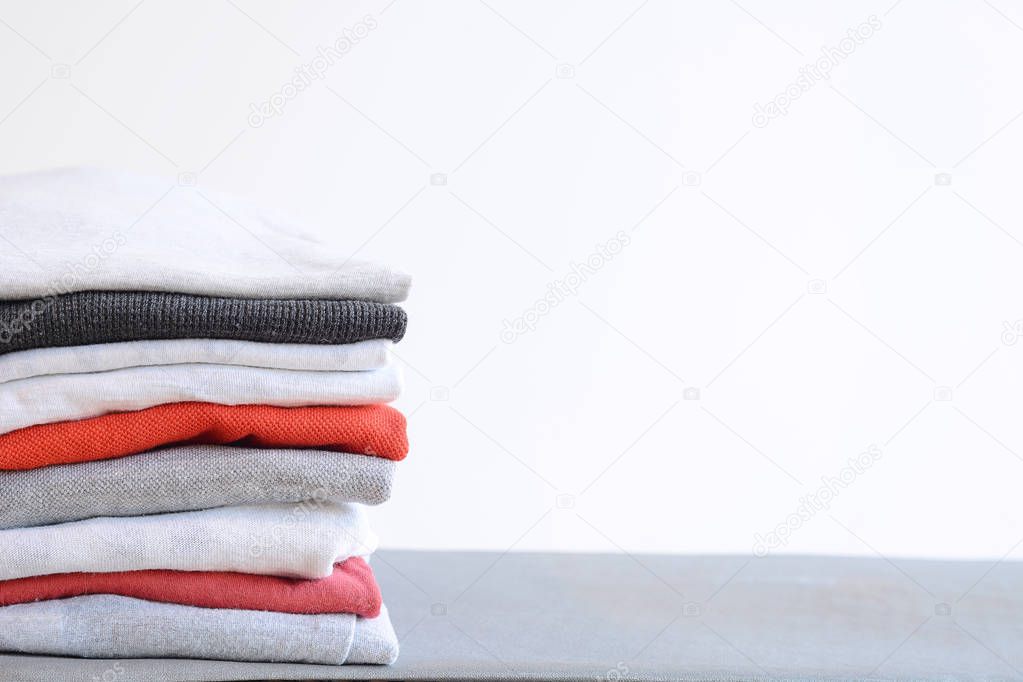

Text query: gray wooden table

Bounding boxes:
[1,550,1021,681]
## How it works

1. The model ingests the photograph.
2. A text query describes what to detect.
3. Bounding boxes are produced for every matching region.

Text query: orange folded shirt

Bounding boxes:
[0,557,381,616]
[0,402,408,471]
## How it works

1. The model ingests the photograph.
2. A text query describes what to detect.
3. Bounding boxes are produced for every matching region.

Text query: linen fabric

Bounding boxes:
[0,446,397,530]
[0,402,408,471]
[0,363,402,434]
[0,166,410,303]
[0,291,407,356]
[0,558,381,617]
[0,338,391,384]
[0,595,398,665]
[0,501,376,581]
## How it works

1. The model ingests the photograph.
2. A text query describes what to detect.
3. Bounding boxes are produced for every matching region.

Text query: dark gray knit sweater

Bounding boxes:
[0,291,406,356]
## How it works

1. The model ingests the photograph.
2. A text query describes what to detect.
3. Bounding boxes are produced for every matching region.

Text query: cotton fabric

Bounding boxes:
[0,338,391,384]
[0,166,410,303]
[0,558,381,616]
[0,363,402,434]
[0,596,398,664]
[0,501,376,581]
[0,291,407,356]
[0,446,397,529]
[0,402,408,470]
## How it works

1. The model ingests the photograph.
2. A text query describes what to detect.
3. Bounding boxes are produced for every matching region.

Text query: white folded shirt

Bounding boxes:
[0,362,402,434]
[0,337,392,384]
[0,500,377,581]
[0,166,410,302]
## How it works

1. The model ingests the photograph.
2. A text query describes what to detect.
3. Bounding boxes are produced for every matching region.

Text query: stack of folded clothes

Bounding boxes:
[0,168,410,666]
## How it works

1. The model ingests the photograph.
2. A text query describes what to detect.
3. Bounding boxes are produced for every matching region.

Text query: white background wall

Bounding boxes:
[1,0,1022,560]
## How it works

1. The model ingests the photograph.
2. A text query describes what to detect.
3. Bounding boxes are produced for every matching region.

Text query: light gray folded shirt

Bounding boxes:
[0,445,396,530]
[0,595,398,665]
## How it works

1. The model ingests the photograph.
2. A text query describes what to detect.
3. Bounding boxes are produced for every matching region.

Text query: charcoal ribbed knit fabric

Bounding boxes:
[0,291,406,356]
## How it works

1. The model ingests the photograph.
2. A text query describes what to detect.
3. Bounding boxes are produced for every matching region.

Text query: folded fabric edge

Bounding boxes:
[0,268,412,305]
[0,338,394,385]
[0,558,383,617]
[0,294,408,359]
[0,594,398,664]
[0,363,405,436]
[0,401,409,471]
[0,501,377,582]
[351,604,400,665]
[0,447,397,531]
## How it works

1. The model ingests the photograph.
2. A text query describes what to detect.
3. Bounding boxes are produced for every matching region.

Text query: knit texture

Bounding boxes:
[0,446,397,530]
[0,363,402,435]
[0,291,407,356]
[0,558,381,617]
[0,596,398,664]
[0,337,391,384]
[0,501,376,581]
[0,402,408,471]
[0,166,410,303]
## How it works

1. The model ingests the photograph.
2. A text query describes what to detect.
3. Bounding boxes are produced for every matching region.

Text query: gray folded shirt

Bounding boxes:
[0,445,396,529]
[0,595,398,665]
[0,291,407,356]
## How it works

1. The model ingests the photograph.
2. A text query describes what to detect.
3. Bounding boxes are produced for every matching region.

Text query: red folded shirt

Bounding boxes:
[0,401,408,471]
[0,557,381,616]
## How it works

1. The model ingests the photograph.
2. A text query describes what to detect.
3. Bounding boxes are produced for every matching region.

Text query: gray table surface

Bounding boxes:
[1,550,1021,681]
